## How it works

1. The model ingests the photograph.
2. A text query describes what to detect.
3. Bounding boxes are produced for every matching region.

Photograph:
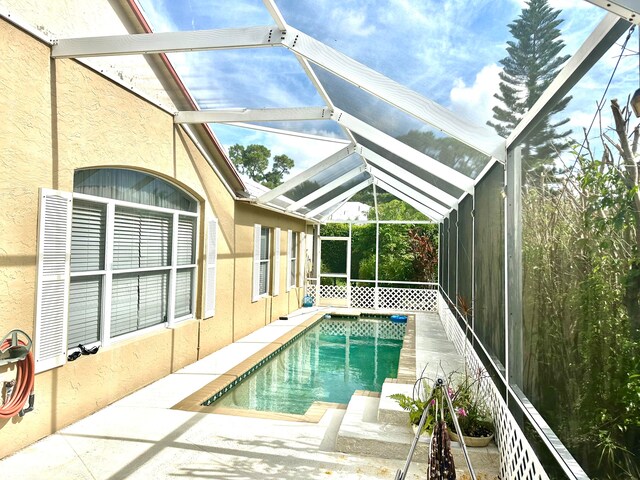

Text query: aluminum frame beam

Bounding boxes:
[373,178,443,222]
[357,145,458,207]
[258,144,356,204]
[585,0,640,22]
[262,0,288,30]
[52,25,283,58]
[305,177,373,218]
[175,107,331,124]
[282,27,505,161]
[334,109,475,193]
[505,147,523,390]
[368,165,450,216]
[506,13,630,149]
[286,164,367,212]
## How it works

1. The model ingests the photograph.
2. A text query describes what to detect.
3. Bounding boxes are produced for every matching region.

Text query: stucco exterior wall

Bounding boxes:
[0,17,306,458]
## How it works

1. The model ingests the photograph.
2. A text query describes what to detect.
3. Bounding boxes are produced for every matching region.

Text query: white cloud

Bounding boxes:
[449,64,502,125]
[330,9,376,37]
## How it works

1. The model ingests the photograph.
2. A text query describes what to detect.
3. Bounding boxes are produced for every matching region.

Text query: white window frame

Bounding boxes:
[287,230,298,292]
[69,192,199,349]
[252,224,271,301]
[273,227,281,296]
[204,218,218,318]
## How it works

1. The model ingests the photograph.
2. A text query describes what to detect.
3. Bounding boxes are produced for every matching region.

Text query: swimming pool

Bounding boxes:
[207,319,406,415]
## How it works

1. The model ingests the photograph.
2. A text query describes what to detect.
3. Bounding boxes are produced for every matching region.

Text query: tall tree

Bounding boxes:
[228,144,294,188]
[488,0,572,175]
[262,154,294,189]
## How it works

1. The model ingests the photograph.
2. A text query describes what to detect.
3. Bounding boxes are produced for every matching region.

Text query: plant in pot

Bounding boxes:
[446,368,495,447]
[390,368,494,446]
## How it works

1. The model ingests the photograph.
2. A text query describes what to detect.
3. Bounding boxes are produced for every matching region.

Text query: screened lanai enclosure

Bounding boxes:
[7,0,640,477]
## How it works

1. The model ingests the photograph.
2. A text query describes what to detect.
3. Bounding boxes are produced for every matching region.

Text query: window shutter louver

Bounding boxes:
[252,224,261,302]
[298,232,305,287]
[286,230,293,292]
[35,189,72,373]
[273,228,280,296]
[204,219,218,317]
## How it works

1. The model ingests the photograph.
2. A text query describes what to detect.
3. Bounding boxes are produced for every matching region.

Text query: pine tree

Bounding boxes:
[488,0,572,176]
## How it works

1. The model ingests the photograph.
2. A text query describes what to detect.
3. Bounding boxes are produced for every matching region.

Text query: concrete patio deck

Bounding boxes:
[0,307,432,479]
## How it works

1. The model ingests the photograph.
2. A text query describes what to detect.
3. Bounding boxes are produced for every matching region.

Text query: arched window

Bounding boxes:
[68,168,198,348]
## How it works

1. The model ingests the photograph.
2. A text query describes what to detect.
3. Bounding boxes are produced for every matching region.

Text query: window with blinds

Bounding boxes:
[65,171,199,349]
[289,231,298,289]
[259,227,270,296]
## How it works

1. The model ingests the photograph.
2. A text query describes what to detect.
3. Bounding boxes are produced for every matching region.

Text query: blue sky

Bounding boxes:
[136,0,639,177]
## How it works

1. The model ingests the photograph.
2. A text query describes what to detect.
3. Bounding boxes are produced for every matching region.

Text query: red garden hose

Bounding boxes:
[0,339,34,419]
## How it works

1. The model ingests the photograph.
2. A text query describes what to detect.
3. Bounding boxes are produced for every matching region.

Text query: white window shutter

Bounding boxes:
[35,189,72,373]
[252,224,261,302]
[286,230,293,292]
[204,219,218,318]
[273,227,280,296]
[298,231,305,287]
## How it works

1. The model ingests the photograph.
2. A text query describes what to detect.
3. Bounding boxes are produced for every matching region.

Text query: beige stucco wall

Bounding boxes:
[0,0,178,111]
[0,18,306,458]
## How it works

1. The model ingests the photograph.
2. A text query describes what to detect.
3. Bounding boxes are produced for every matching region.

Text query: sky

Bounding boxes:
[135,0,640,179]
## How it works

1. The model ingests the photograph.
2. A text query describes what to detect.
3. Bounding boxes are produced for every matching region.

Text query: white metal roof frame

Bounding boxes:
[49,1,636,223]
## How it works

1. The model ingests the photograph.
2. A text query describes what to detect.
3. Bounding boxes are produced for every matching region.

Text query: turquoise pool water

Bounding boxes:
[211,319,405,414]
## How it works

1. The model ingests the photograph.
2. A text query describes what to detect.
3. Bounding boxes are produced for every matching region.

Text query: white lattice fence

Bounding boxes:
[319,284,348,299]
[438,293,550,480]
[350,286,375,309]
[306,282,438,312]
[379,287,438,311]
[306,283,316,302]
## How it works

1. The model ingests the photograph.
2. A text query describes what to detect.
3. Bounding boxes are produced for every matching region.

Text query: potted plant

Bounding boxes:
[390,368,494,446]
[446,368,494,447]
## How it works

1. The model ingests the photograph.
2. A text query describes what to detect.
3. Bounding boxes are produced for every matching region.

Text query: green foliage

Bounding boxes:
[388,392,434,434]
[370,199,429,222]
[318,213,438,284]
[229,144,269,180]
[389,369,494,438]
[522,146,640,478]
[228,143,294,188]
[446,369,495,438]
[488,0,571,176]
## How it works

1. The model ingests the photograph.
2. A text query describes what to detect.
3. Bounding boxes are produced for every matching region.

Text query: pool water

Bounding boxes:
[212,319,405,414]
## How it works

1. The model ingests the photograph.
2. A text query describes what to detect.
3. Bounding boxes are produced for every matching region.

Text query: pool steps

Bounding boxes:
[334,311,500,477]
[334,390,500,477]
